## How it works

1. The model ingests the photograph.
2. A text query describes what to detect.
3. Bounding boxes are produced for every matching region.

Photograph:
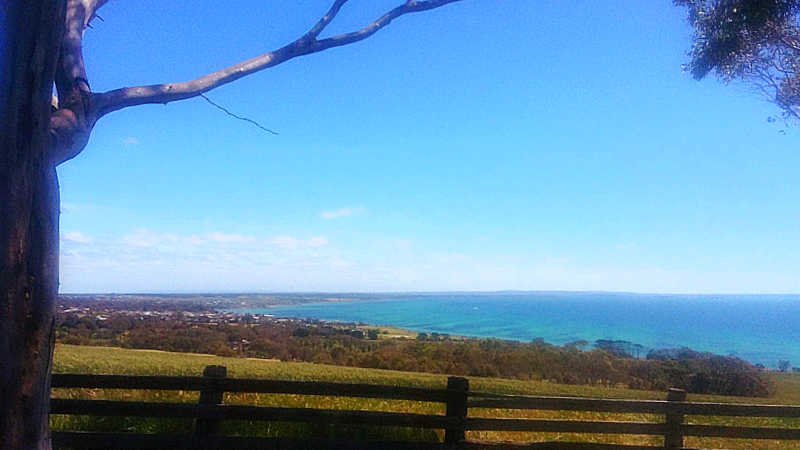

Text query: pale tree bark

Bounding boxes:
[55,0,463,165]
[0,0,463,448]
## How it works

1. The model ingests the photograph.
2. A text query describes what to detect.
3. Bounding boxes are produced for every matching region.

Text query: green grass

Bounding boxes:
[52,344,800,448]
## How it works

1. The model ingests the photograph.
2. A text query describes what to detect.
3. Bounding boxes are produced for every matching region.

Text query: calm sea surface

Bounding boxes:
[234,292,800,368]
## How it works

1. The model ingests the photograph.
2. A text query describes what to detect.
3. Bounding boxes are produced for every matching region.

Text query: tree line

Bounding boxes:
[56,311,772,397]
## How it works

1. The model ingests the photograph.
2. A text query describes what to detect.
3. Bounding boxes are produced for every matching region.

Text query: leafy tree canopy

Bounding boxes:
[676,0,800,120]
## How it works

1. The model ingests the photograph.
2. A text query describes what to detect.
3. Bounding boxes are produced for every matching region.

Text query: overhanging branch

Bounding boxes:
[92,0,463,118]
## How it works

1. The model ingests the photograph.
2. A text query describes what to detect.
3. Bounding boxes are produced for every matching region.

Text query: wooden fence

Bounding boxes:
[50,365,800,449]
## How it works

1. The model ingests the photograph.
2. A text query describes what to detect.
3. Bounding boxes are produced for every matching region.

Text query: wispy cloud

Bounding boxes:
[61,202,99,214]
[122,136,140,146]
[58,227,800,293]
[63,231,92,244]
[122,229,177,248]
[205,232,255,244]
[122,229,262,248]
[60,228,344,292]
[269,235,328,249]
[320,207,364,220]
[393,239,412,249]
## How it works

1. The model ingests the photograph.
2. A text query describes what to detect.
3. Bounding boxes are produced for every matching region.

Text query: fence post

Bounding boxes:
[665,387,687,449]
[195,365,227,436]
[445,376,469,445]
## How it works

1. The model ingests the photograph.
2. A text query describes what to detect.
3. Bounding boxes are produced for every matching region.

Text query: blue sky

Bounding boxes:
[58,0,800,293]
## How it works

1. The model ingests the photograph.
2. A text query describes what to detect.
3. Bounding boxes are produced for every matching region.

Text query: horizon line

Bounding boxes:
[58,289,800,297]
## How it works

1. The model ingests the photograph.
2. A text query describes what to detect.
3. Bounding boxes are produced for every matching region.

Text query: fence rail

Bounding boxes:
[50,365,800,449]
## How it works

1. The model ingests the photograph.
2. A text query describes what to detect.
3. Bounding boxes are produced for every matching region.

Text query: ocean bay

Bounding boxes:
[236,292,800,369]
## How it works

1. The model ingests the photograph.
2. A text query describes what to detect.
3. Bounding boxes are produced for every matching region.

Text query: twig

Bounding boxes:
[199,94,279,135]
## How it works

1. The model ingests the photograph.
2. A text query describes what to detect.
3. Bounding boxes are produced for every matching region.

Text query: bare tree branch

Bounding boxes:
[315,0,461,49]
[86,0,109,27]
[305,0,351,40]
[56,0,93,96]
[50,0,105,165]
[54,0,109,93]
[92,0,462,118]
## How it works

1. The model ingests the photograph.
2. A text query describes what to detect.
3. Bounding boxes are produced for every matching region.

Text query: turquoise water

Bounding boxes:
[235,292,800,368]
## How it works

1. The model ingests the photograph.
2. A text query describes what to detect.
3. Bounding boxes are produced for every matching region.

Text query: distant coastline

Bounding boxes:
[226,291,800,369]
[58,291,800,368]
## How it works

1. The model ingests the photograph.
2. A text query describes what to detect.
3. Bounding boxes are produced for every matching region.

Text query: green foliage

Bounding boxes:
[563,339,589,351]
[55,312,772,397]
[675,0,800,119]
[645,348,773,396]
[595,339,635,358]
[292,327,310,338]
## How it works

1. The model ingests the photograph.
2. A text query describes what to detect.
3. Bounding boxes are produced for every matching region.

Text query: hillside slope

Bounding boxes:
[52,344,800,449]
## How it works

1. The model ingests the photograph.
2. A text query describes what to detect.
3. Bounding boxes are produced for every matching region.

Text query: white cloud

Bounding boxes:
[269,236,299,249]
[320,207,364,220]
[123,230,260,248]
[393,239,413,249]
[269,235,328,249]
[58,227,800,293]
[63,231,92,244]
[206,232,255,244]
[122,136,140,146]
[60,202,99,214]
[307,236,329,247]
[122,229,177,248]
[60,228,344,292]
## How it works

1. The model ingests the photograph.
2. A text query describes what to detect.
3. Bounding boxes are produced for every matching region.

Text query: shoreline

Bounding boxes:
[59,292,800,369]
[281,313,798,372]
[228,302,791,370]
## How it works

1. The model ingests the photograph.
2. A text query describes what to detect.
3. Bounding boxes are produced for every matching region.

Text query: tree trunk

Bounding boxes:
[1,1,66,449]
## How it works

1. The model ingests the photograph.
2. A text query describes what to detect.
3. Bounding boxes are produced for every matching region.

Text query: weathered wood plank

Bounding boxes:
[468,395,668,414]
[469,393,800,418]
[50,432,676,449]
[52,373,450,402]
[50,399,456,428]
[51,432,447,449]
[461,441,665,449]
[665,388,687,449]
[445,376,469,444]
[195,365,226,436]
[52,373,206,390]
[465,418,667,435]
[50,374,800,447]
[682,424,800,440]
[217,405,456,428]
[678,402,800,418]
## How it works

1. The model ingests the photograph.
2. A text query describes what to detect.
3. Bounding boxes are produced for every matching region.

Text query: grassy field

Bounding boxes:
[52,344,800,448]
